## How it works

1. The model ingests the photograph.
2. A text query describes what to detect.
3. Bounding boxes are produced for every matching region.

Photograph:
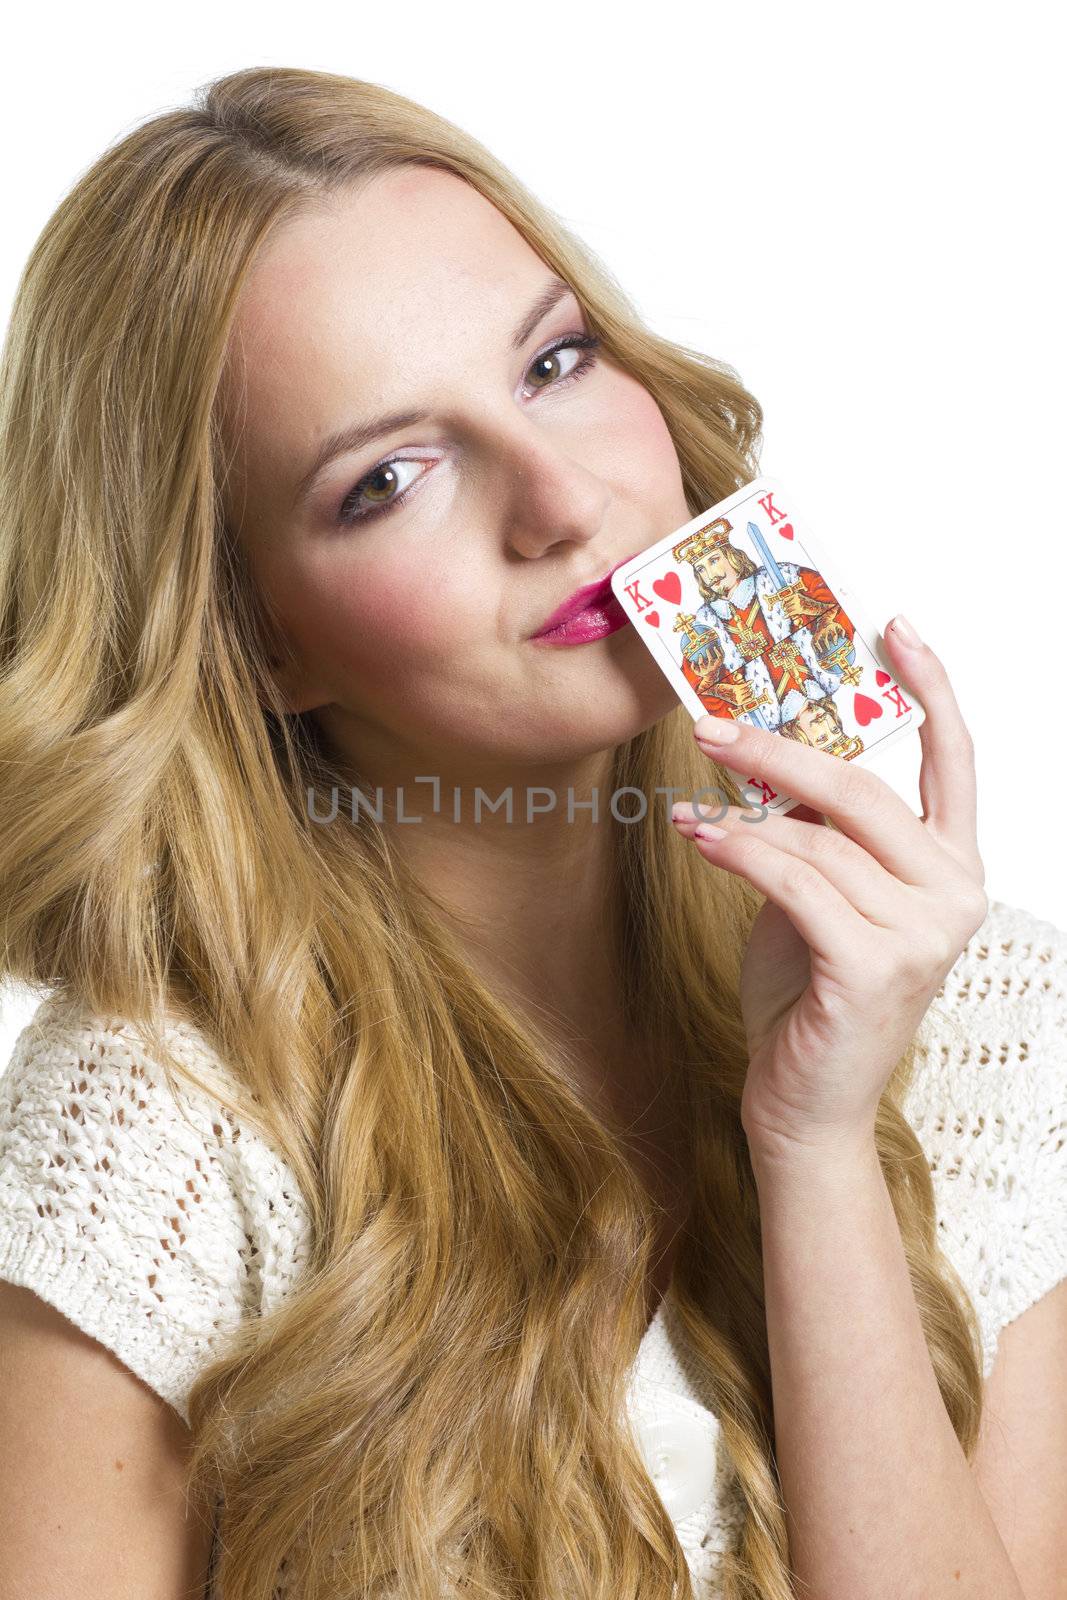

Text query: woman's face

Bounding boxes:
[223,166,690,778]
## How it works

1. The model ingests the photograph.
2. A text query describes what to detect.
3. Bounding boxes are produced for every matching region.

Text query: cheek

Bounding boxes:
[270,543,477,692]
[600,374,684,489]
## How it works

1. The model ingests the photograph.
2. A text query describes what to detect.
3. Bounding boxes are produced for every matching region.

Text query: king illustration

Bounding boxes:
[766,637,865,757]
[671,515,861,731]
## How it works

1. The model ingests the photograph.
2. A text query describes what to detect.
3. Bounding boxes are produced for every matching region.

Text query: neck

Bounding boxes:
[335,732,658,1111]
[389,750,625,1043]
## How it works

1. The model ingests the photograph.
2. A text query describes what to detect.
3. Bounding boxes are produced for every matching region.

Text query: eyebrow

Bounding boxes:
[290,274,578,511]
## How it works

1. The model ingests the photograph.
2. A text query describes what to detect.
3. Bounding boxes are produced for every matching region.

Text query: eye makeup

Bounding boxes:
[335,331,602,529]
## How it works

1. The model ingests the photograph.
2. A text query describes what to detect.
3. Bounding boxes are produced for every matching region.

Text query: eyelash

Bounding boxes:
[336,332,603,528]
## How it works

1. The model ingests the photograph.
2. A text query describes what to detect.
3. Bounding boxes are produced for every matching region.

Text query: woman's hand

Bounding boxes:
[670,615,988,1160]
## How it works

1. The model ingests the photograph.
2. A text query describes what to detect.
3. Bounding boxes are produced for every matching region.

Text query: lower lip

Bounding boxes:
[530,590,630,646]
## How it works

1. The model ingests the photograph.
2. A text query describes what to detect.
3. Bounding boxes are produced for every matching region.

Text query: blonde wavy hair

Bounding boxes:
[0,64,985,1600]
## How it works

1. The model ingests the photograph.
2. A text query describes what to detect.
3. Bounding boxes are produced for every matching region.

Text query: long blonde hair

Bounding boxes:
[0,65,984,1599]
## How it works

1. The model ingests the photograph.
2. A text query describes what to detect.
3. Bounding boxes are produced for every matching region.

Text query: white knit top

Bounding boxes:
[1,895,1065,1597]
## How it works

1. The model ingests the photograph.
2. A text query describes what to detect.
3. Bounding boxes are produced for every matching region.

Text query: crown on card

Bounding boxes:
[673,516,734,565]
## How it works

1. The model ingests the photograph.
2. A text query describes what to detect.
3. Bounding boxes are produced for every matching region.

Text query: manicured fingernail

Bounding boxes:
[694,822,727,840]
[694,715,740,744]
[889,614,921,648]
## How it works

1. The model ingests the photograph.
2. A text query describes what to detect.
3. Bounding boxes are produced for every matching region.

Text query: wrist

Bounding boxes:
[744,1124,882,1190]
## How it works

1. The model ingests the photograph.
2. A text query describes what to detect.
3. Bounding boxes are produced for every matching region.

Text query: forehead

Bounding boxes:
[229,168,544,425]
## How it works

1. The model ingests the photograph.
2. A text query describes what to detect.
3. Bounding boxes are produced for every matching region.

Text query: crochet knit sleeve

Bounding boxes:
[0,993,311,1426]
[903,897,1067,1380]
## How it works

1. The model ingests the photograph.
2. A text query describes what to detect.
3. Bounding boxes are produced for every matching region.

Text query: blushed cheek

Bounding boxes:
[602,375,685,501]
[277,552,478,699]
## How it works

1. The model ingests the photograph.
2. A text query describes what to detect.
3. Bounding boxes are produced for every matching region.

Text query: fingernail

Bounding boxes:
[889,614,921,648]
[694,822,727,840]
[694,715,740,745]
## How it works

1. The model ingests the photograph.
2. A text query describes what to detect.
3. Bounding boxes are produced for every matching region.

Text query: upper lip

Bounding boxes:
[529,552,639,638]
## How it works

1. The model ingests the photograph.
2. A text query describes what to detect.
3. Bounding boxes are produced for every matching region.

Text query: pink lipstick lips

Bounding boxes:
[529,554,637,646]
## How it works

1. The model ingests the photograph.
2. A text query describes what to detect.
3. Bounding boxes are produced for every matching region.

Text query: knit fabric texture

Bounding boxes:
[1,895,1065,1596]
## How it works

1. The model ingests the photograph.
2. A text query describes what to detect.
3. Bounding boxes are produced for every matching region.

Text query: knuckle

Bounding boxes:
[830,757,878,813]
[900,891,986,979]
[779,857,824,900]
[803,821,849,868]
[894,932,949,985]
[920,639,953,683]
[958,882,989,932]
[953,723,977,762]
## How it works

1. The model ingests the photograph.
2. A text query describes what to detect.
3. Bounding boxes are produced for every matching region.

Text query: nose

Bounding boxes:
[497,421,612,561]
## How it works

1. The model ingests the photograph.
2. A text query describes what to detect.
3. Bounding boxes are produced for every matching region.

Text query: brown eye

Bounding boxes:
[362,464,401,504]
[523,333,601,394]
[338,457,427,527]
[336,332,600,530]
[527,345,580,388]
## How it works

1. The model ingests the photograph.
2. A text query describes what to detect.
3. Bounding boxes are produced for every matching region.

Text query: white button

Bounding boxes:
[632,1411,718,1521]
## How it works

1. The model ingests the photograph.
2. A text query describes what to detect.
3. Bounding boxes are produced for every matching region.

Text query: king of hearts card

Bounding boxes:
[609,477,925,815]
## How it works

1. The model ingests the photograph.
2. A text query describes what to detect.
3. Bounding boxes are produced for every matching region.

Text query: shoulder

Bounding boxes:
[902,898,1067,1377]
[0,991,312,1423]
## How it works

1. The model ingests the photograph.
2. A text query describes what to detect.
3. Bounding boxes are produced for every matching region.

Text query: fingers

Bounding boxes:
[672,800,904,925]
[689,618,980,890]
[690,711,936,886]
[679,813,873,968]
[881,616,981,871]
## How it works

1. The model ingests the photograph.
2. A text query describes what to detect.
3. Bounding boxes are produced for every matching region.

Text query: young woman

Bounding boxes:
[0,65,1063,1600]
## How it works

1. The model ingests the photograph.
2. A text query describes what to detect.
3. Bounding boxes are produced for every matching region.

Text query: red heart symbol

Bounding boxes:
[853,692,882,726]
[875,669,891,686]
[778,523,794,540]
[644,610,660,629]
[652,571,682,605]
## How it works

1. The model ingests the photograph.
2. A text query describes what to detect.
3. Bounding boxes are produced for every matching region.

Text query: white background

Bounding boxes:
[2,1,1064,1046]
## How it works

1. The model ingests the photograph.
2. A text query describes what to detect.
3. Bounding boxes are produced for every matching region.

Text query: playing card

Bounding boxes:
[610,476,925,816]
